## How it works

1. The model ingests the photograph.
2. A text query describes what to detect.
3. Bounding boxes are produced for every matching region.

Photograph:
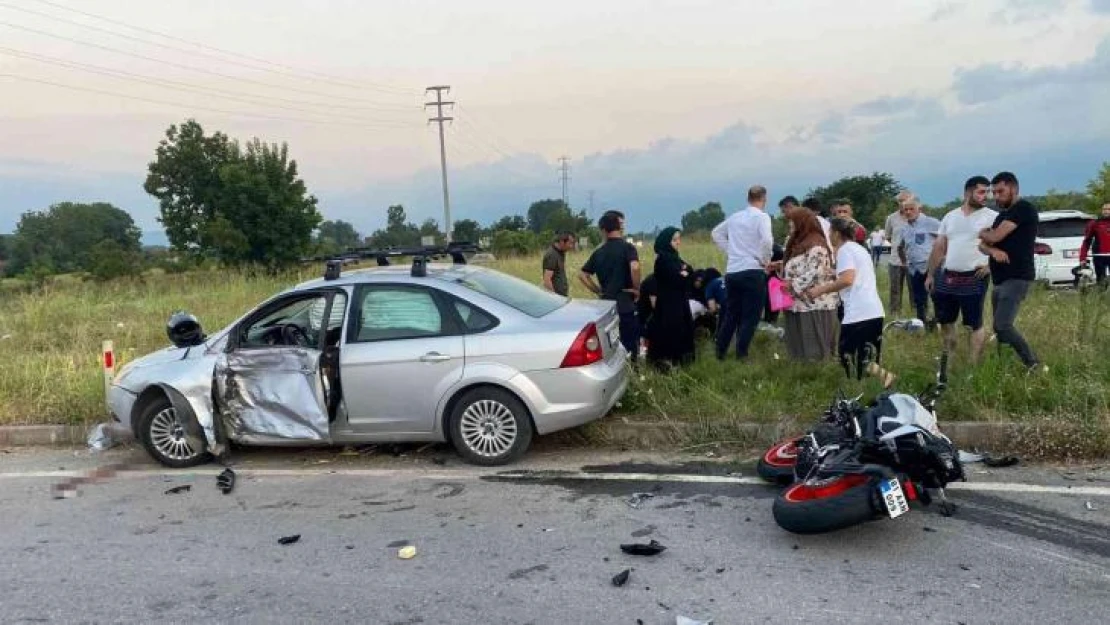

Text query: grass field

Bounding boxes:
[1,240,1108,457]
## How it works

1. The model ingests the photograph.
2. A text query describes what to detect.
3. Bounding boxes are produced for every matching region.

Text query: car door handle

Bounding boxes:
[420,352,451,362]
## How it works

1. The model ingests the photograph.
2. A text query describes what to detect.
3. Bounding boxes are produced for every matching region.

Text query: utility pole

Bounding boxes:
[558,156,571,209]
[425,85,454,242]
[587,190,595,216]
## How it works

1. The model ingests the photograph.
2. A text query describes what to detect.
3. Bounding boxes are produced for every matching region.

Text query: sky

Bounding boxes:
[1,0,1109,241]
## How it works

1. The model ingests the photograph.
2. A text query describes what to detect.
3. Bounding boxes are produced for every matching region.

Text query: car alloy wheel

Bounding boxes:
[148,406,202,463]
[459,399,518,458]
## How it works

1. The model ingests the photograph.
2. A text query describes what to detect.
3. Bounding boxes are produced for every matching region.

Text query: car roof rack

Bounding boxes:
[308,242,482,280]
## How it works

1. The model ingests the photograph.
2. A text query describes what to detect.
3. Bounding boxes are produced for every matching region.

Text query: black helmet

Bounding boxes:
[167,311,204,347]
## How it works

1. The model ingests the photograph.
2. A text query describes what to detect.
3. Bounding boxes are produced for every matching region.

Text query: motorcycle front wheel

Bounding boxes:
[756,438,800,484]
[772,474,879,534]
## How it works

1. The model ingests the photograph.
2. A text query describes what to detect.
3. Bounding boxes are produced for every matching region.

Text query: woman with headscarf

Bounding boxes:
[646,227,696,368]
[780,210,838,361]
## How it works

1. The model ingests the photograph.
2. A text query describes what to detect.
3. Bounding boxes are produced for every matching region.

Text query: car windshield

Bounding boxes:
[435,267,567,317]
[1038,218,1091,238]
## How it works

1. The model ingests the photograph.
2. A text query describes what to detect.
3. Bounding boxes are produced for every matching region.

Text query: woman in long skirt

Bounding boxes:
[779,210,839,361]
[647,227,695,368]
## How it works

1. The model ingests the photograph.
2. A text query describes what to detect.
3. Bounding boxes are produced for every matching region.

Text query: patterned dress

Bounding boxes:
[781,246,839,361]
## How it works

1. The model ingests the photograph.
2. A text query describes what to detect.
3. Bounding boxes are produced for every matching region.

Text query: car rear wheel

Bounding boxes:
[137,397,211,469]
[448,387,533,466]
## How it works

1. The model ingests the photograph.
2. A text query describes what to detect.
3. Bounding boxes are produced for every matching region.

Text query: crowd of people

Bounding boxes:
[542,172,1048,378]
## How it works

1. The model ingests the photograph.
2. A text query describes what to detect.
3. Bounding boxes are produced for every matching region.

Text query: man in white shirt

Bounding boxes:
[869,228,886,265]
[926,176,998,364]
[711,185,773,360]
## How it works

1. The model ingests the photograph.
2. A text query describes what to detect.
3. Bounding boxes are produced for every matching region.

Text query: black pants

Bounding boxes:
[839,317,884,380]
[1094,257,1110,285]
[716,270,766,359]
[991,280,1037,367]
[618,310,641,361]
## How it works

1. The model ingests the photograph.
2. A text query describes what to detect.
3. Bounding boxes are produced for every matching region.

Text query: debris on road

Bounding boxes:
[677,616,713,625]
[959,450,1019,467]
[611,569,631,587]
[216,468,236,494]
[51,462,133,499]
[626,492,655,509]
[398,545,417,559]
[164,485,191,495]
[1086,501,1099,511]
[923,526,937,533]
[620,540,666,556]
[277,534,301,545]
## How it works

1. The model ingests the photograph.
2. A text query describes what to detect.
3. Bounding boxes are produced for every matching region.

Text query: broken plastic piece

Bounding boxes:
[958,450,985,463]
[676,616,713,625]
[620,539,666,556]
[87,423,117,452]
[1086,501,1099,511]
[982,455,1019,468]
[216,468,236,494]
[164,485,191,495]
[626,493,655,509]
[611,569,631,587]
[278,534,301,545]
[398,545,417,559]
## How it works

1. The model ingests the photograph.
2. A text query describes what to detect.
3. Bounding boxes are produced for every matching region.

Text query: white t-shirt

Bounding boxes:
[938,207,999,272]
[836,242,885,324]
[869,230,885,247]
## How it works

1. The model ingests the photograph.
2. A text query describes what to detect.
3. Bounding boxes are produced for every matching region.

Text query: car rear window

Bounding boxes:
[435,267,567,318]
[1038,218,1090,238]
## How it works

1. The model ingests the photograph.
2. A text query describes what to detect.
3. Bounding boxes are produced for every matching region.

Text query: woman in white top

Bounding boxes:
[805,218,886,380]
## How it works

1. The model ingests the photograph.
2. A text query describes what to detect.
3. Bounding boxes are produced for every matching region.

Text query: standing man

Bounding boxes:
[832,200,867,244]
[926,176,998,364]
[1079,202,1110,286]
[712,185,774,360]
[898,199,941,328]
[869,227,886,266]
[978,172,1041,372]
[542,232,575,296]
[580,212,641,359]
[884,193,911,315]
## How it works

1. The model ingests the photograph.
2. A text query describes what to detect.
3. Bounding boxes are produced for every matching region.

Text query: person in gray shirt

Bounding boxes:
[884,192,912,314]
[898,199,941,328]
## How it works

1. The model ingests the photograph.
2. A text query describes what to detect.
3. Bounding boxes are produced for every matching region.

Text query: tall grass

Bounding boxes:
[1,241,1108,457]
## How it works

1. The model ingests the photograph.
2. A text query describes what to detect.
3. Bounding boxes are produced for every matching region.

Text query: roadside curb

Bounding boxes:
[0,420,1020,451]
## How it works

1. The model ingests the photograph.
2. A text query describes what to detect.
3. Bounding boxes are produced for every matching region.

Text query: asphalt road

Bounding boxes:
[1,444,1108,625]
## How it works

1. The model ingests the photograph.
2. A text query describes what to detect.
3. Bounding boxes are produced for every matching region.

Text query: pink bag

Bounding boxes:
[768,276,795,312]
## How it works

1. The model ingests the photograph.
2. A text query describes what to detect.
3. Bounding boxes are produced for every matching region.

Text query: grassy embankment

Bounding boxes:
[1,239,1108,457]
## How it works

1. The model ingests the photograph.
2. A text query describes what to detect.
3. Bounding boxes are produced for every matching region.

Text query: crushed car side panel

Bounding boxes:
[213,348,331,444]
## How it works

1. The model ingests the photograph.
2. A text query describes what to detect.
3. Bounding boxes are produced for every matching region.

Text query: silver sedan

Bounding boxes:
[106,260,629,467]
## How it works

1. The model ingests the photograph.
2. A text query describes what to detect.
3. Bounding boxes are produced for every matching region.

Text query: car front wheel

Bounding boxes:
[448,387,533,466]
[136,396,212,468]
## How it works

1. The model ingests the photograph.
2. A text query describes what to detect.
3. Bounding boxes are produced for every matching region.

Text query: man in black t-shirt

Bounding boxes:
[580,211,642,359]
[978,171,1040,371]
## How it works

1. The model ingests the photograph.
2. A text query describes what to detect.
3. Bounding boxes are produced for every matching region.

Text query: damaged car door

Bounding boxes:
[214,289,348,444]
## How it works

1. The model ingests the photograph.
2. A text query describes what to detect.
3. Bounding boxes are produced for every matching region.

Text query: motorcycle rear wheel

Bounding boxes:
[772,474,879,534]
[756,438,800,484]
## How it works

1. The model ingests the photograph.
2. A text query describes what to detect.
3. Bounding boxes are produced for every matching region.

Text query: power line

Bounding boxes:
[454,103,533,158]
[0,46,421,127]
[426,86,454,241]
[24,0,418,97]
[0,19,419,111]
[0,72,420,130]
[558,156,571,208]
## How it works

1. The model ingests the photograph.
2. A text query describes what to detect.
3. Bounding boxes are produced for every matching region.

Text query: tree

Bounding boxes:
[5,202,142,277]
[491,215,527,232]
[316,220,361,250]
[87,240,143,281]
[808,172,903,229]
[1026,190,1089,213]
[144,119,322,270]
[527,199,569,233]
[368,204,420,248]
[680,202,726,233]
[1087,162,1110,209]
[452,218,482,243]
[419,218,441,240]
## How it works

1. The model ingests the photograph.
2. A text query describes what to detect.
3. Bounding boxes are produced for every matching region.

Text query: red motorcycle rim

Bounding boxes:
[762,440,799,468]
[782,474,870,503]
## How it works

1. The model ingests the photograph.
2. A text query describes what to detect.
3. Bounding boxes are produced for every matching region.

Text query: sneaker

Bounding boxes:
[1026,362,1048,375]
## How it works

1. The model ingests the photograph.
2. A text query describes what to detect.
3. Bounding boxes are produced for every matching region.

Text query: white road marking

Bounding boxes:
[2,467,1109,497]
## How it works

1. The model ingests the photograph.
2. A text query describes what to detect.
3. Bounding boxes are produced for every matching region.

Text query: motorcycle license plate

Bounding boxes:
[879,478,910,519]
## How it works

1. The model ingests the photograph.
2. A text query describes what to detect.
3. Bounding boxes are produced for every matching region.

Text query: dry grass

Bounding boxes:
[1,240,1108,457]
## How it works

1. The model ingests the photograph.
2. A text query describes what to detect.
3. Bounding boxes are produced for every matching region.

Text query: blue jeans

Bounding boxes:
[618,310,641,361]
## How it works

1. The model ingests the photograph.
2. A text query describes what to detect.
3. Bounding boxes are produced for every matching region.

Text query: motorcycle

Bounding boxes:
[761,353,966,534]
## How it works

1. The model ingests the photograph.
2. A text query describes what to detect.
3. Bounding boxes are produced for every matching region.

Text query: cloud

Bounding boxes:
[929,2,967,21]
[953,36,1110,104]
[1091,0,1110,13]
[850,96,926,117]
[991,0,1068,23]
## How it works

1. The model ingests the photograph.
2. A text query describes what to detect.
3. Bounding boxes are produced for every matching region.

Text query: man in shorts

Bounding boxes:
[926,176,998,364]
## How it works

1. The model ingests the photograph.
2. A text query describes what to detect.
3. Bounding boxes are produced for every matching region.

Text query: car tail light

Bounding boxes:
[1034,242,1053,255]
[560,323,603,368]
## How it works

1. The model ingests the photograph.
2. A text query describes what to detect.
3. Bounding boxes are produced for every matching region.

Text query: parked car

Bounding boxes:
[1034,210,1095,285]
[106,251,629,468]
